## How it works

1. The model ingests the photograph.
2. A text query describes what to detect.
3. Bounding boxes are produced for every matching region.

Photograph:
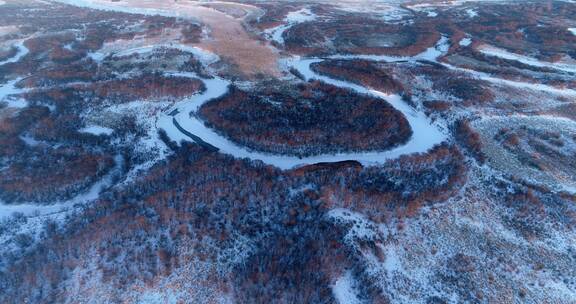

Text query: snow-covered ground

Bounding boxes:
[478,44,576,74]
[264,7,316,44]
[0,43,30,108]
[103,98,172,183]
[465,8,478,18]
[89,42,219,67]
[459,37,472,47]
[328,208,379,246]
[474,115,576,194]
[332,271,363,304]
[0,78,28,108]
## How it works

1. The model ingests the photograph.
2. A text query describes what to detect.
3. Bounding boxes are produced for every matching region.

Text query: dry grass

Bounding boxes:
[84,0,280,77]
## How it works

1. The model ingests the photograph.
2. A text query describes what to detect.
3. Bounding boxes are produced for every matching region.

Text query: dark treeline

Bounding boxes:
[199,81,412,157]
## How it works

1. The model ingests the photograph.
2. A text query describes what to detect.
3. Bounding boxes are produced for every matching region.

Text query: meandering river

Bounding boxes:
[158,54,447,170]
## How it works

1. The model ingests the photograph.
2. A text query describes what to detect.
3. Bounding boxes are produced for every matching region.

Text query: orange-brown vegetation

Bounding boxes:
[199,81,412,156]
[432,74,494,104]
[69,0,280,77]
[307,144,467,219]
[454,120,485,163]
[0,148,114,203]
[284,17,440,56]
[0,140,469,303]
[423,100,452,112]
[311,59,405,94]
[87,73,205,102]
[452,2,576,61]
[0,103,116,203]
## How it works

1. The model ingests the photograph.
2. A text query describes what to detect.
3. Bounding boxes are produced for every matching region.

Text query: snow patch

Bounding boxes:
[466,8,478,18]
[459,37,472,47]
[86,51,106,62]
[79,125,114,136]
[19,134,42,146]
[416,35,450,61]
[332,272,363,304]
[328,208,378,244]
[0,78,28,109]
[382,245,403,274]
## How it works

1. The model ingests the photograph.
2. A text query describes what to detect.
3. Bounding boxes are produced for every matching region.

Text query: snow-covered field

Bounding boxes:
[474,115,576,194]
[2,1,576,302]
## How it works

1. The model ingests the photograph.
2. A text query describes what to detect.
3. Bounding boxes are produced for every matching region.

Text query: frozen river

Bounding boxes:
[158,54,447,170]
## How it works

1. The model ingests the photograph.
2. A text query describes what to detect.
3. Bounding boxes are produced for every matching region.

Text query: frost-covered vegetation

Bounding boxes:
[1,0,576,303]
[199,81,412,157]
